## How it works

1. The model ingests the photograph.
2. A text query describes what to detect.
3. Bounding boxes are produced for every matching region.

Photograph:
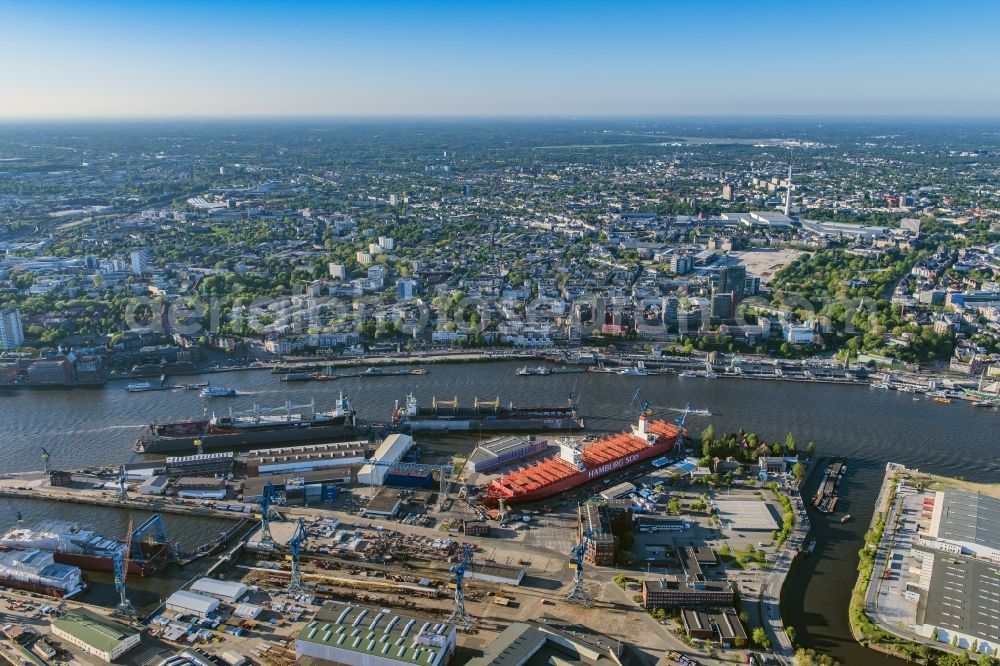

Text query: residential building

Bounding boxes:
[328,263,346,279]
[0,308,24,350]
[396,278,417,301]
[130,249,148,274]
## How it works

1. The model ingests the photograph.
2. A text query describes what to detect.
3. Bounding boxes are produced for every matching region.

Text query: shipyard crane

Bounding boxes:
[256,480,277,549]
[116,465,128,502]
[445,544,475,630]
[285,518,307,595]
[112,518,136,620]
[41,448,52,475]
[565,529,593,606]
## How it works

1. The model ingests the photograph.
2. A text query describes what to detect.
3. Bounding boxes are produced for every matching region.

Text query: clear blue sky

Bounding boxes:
[0,0,997,119]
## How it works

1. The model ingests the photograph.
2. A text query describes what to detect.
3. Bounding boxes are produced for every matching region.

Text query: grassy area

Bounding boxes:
[768,481,796,548]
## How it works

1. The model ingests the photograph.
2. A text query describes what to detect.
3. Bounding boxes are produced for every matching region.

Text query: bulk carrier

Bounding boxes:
[134,393,361,454]
[484,406,689,505]
[0,549,85,598]
[0,518,173,576]
[392,393,583,433]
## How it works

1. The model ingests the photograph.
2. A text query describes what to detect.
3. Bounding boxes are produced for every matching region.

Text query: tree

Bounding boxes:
[667,498,681,516]
[806,442,816,457]
[701,424,715,445]
[752,627,772,651]
[785,432,797,453]
[792,462,806,482]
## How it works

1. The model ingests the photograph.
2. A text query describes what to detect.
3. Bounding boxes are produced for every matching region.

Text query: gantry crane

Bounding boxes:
[445,544,474,630]
[112,518,136,620]
[565,529,593,606]
[285,518,306,595]
[41,448,52,475]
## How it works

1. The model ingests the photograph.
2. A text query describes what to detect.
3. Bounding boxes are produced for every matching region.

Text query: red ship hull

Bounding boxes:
[485,418,683,505]
[53,552,159,576]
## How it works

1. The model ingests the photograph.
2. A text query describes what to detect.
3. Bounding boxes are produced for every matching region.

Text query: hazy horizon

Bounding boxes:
[1,0,998,119]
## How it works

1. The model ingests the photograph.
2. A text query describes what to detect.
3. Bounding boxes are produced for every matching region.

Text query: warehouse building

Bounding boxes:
[242,441,369,477]
[926,490,1000,561]
[641,579,734,610]
[51,608,142,662]
[357,434,414,486]
[296,601,457,666]
[139,475,170,496]
[166,590,220,618]
[916,550,1000,654]
[174,477,227,500]
[466,435,548,474]
[165,452,235,478]
[466,616,624,666]
[189,578,248,604]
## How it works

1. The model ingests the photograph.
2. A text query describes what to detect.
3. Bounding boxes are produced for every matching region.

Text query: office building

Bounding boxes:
[641,579,734,609]
[717,264,747,296]
[0,308,24,350]
[130,249,148,274]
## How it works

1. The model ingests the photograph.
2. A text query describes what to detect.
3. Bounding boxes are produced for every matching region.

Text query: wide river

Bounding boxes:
[1,361,996,662]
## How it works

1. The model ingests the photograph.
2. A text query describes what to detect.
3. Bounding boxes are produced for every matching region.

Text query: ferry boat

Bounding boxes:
[870,382,890,390]
[126,381,156,392]
[134,393,359,453]
[679,370,698,378]
[484,405,689,505]
[200,386,237,398]
[517,366,552,376]
[618,362,649,376]
[393,393,583,433]
[933,396,952,405]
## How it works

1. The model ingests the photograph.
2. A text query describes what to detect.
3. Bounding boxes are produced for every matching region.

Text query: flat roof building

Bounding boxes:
[641,579,734,610]
[243,441,369,477]
[928,490,1000,561]
[916,550,1000,654]
[358,434,413,487]
[51,608,142,663]
[681,608,747,647]
[296,601,457,666]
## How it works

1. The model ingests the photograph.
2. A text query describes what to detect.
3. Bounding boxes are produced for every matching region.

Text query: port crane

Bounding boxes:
[41,448,52,475]
[112,518,136,620]
[256,480,278,549]
[285,518,306,595]
[116,465,128,502]
[445,543,475,630]
[565,529,593,606]
[132,514,177,559]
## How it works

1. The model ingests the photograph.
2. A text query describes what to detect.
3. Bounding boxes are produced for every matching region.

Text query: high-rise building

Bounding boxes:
[367,264,386,285]
[377,236,395,251]
[396,278,417,301]
[717,265,747,296]
[328,263,346,280]
[0,309,24,350]
[721,183,734,201]
[130,249,148,274]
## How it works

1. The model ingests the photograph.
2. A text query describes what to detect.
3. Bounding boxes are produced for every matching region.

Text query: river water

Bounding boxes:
[0,361,996,661]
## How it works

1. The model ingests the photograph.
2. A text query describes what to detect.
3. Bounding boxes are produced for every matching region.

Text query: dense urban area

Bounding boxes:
[0,120,998,666]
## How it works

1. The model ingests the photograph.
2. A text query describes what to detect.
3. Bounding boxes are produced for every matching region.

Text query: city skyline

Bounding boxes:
[1,0,998,119]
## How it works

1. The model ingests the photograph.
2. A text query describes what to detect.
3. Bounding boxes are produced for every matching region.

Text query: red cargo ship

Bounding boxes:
[485,408,688,505]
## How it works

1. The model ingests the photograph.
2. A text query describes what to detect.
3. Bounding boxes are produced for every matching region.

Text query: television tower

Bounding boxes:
[784,165,793,217]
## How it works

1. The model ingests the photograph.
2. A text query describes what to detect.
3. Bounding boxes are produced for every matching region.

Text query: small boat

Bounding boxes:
[870,382,890,390]
[679,370,698,378]
[933,396,951,405]
[200,386,237,398]
[126,382,155,392]
[973,400,996,408]
[618,361,648,376]
[704,371,718,379]
[279,372,312,382]
[517,366,551,376]
[841,515,851,523]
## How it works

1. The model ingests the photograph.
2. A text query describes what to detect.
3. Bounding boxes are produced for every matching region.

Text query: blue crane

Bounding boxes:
[116,465,128,502]
[445,543,474,629]
[132,513,177,559]
[111,518,136,620]
[256,480,277,548]
[285,518,307,595]
[565,529,593,606]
